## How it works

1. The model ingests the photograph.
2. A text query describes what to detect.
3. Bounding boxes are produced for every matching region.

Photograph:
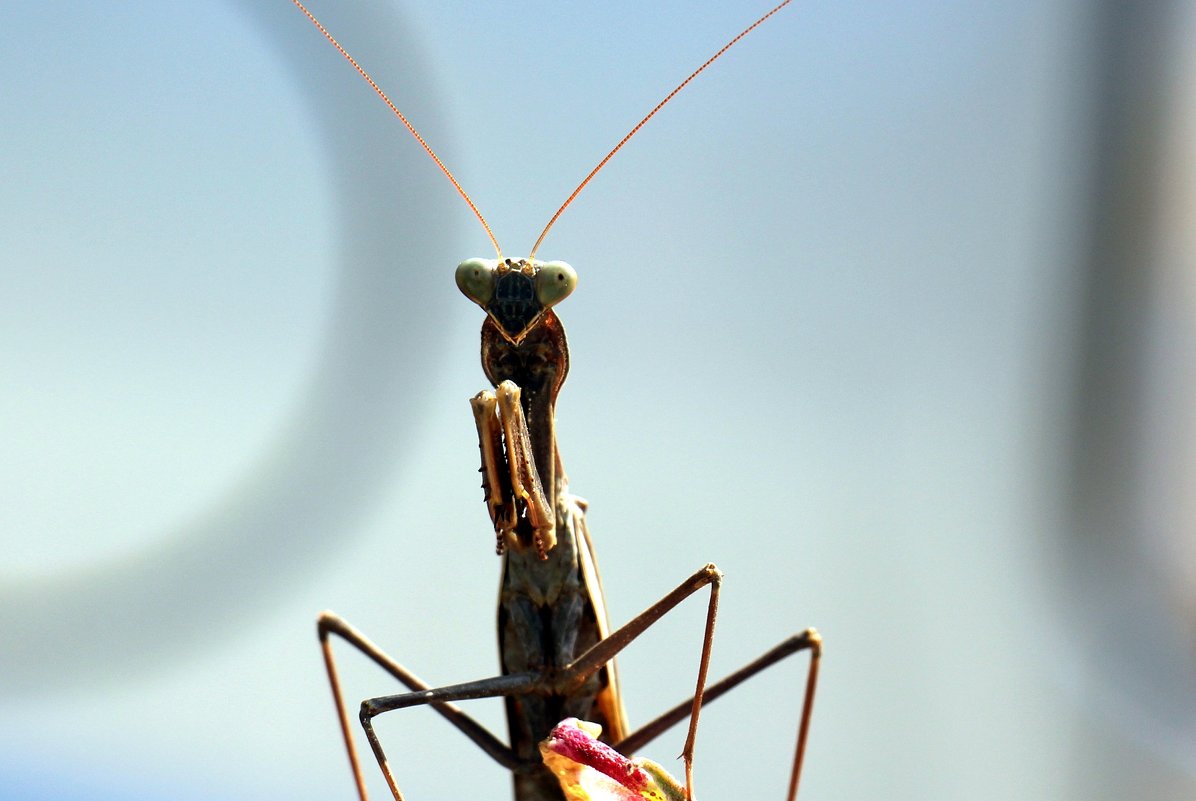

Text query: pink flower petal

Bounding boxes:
[540,719,686,801]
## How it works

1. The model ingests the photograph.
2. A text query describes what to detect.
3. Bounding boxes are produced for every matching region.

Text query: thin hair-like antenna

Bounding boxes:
[291,0,503,258]
[528,0,792,261]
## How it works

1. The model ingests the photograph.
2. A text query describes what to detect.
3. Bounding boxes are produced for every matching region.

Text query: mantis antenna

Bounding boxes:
[290,0,503,258]
[529,0,793,260]
[292,0,792,260]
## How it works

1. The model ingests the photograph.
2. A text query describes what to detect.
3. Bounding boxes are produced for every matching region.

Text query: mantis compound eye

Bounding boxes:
[455,258,498,307]
[534,260,577,309]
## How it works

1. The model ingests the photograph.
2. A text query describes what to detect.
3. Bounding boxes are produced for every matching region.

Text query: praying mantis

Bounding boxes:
[293,2,822,800]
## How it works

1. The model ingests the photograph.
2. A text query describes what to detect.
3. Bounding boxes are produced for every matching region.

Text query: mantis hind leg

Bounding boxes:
[615,627,822,801]
[317,611,521,801]
[552,563,723,801]
[556,564,821,801]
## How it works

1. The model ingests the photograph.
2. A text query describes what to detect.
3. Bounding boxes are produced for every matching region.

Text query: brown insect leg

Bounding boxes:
[317,612,519,801]
[614,628,823,801]
[495,380,556,557]
[551,563,723,801]
[359,672,543,801]
[471,383,557,558]
[319,614,370,801]
[470,390,514,553]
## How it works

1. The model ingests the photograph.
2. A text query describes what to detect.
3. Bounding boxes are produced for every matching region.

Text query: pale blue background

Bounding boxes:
[3,2,1195,800]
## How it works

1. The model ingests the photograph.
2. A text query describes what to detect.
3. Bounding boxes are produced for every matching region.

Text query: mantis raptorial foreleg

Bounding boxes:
[472,382,556,558]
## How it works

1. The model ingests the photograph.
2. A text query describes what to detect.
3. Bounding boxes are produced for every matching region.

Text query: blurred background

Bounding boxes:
[2,1,1194,799]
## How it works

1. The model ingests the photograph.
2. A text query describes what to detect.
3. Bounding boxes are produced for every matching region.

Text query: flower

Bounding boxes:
[539,718,687,801]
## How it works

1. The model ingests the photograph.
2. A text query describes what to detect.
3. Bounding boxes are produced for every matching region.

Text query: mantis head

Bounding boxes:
[456,257,578,345]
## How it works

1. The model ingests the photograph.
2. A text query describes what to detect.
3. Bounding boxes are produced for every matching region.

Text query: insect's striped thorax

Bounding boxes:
[499,492,626,801]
